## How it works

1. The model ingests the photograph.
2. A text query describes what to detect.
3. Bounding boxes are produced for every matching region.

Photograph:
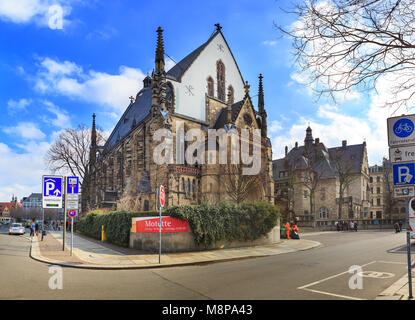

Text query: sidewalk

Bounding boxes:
[30,231,321,270]
[376,271,415,300]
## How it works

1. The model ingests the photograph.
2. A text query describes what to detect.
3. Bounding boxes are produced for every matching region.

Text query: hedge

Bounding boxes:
[166,202,280,246]
[75,210,163,247]
[75,202,280,248]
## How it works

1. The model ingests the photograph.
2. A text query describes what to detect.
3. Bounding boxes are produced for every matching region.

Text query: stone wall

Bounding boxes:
[130,220,280,253]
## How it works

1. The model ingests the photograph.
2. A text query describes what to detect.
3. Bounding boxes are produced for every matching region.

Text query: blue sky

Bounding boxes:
[0,0,392,201]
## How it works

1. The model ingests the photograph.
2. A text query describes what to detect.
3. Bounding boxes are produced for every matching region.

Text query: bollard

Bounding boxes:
[101,225,106,241]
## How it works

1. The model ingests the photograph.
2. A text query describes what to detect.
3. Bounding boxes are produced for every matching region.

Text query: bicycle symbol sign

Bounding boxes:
[393,118,414,138]
[388,115,415,147]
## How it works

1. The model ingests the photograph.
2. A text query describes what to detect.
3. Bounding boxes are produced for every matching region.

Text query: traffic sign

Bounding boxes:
[42,175,63,208]
[390,146,415,163]
[68,209,77,218]
[394,186,415,198]
[387,115,415,147]
[393,162,415,186]
[160,185,165,208]
[67,176,79,194]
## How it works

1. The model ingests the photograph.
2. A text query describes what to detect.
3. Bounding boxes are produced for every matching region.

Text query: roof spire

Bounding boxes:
[91,113,97,148]
[155,26,165,74]
[258,74,264,113]
[244,81,250,97]
[305,126,314,147]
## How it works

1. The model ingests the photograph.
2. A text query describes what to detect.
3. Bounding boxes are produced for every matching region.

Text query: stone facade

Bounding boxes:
[369,158,406,220]
[87,25,274,212]
[273,128,370,227]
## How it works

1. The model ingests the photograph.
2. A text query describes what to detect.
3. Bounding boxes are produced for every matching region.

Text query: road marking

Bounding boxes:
[301,288,366,300]
[377,260,407,265]
[298,261,376,290]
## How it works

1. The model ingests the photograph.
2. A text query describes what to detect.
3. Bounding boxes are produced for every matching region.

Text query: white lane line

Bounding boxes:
[302,288,366,300]
[377,260,407,265]
[298,261,377,290]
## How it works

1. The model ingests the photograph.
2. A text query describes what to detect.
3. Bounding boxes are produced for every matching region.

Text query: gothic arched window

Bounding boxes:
[216,60,225,101]
[207,77,214,97]
[227,85,234,104]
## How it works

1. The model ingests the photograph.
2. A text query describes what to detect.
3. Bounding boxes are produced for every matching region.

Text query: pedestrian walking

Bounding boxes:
[30,220,35,237]
[285,221,290,240]
[281,224,287,239]
[354,221,358,232]
[335,221,340,231]
[35,221,39,236]
[57,220,61,231]
[399,221,403,232]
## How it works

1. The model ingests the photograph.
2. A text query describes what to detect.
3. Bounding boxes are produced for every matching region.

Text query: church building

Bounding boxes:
[87,24,274,211]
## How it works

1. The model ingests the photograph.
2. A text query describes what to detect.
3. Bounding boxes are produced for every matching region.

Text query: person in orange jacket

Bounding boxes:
[291,224,300,239]
[285,222,290,239]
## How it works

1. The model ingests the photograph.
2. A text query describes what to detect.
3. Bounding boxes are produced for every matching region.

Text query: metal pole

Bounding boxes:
[159,187,161,264]
[42,207,44,240]
[63,177,67,251]
[71,217,73,256]
[406,199,413,299]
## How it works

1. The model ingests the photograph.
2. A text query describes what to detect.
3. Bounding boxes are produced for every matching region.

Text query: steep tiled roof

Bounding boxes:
[273,142,365,181]
[102,86,153,154]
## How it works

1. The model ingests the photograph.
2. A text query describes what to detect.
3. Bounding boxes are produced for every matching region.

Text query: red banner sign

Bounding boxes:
[134,216,189,233]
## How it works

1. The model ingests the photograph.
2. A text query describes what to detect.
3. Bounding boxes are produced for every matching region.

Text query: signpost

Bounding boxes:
[159,185,165,264]
[388,114,415,299]
[65,177,79,256]
[42,175,63,242]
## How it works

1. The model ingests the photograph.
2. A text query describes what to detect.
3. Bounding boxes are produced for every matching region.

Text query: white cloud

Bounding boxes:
[262,40,277,46]
[3,122,46,140]
[0,141,50,201]
[42,100,71,128]
[34,57,145,114]
[270,104,388,165]
[0,0,72,29]
[7,98,32,114]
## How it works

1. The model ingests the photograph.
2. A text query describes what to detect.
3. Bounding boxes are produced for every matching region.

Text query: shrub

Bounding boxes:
[166,201,280,246]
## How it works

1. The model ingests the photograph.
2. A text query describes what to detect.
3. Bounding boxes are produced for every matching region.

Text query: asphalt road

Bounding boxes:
[0,224,413,300]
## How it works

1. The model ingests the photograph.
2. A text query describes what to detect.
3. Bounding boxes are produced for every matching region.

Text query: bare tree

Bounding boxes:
[277,0,415,111]
[45,124,106,212]
[221,164,265,204]
[330,147,358,219]
[302,146,326,219]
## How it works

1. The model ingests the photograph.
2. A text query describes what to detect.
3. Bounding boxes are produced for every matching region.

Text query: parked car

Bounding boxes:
[9,223,25,235]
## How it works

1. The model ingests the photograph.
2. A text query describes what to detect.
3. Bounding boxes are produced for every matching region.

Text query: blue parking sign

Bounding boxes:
[42,175,63,208]
[393,163,415,186]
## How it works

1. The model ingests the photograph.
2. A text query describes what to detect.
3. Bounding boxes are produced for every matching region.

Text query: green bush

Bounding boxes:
[166,201,280,247]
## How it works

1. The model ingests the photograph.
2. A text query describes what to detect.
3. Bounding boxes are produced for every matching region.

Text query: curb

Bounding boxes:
[29,238,322,270]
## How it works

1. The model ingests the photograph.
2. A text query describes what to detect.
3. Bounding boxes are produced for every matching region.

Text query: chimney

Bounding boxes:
[285,146,288,156]
[342,140,347,147]
[315,138,320,144]
[295,142,298,149]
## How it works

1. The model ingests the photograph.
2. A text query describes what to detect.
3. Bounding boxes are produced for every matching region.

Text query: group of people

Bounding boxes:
[335,221,358,232]
[394,221,403,233]
[281,222,300,240]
